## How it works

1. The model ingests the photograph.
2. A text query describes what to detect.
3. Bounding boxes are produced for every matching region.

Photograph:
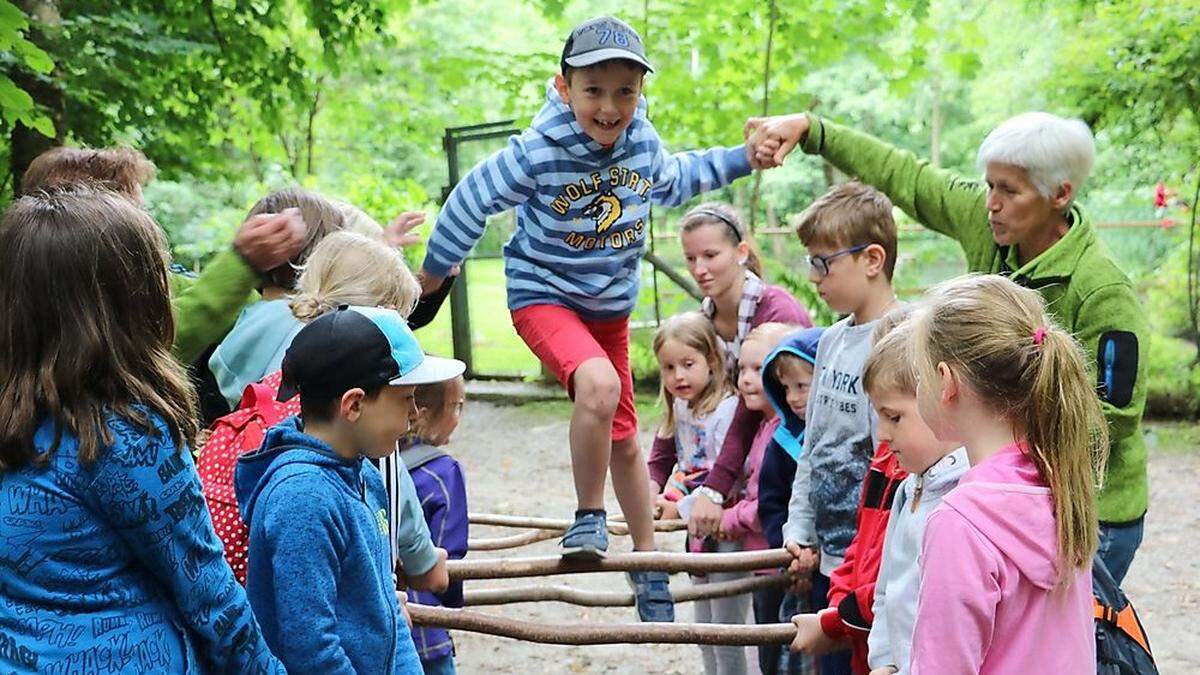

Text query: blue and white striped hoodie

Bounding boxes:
[423,79,753,319]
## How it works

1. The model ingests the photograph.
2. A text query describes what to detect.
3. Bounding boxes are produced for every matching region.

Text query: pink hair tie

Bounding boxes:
[1033,326,1047,346]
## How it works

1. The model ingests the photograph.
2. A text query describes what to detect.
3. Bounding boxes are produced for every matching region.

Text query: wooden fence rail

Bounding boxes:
[463,573,787,607]
[409,604,795,646]
[448,549,792,581]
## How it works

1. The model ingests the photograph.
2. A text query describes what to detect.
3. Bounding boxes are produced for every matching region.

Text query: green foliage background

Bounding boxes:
[1,0,1197,414]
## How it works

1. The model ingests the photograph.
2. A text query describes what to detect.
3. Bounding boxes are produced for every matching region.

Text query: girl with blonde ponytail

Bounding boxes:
[906,274,1106,673]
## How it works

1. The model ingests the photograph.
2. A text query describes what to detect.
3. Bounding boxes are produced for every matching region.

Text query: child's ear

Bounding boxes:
[862,243,888,278]
[936,362,958,406]
[554,73,571,104]
[340,388,367,422]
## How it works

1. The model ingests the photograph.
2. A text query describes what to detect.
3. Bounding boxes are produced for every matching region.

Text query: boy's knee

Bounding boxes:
[609,436,641,462]
[572,358,621,418]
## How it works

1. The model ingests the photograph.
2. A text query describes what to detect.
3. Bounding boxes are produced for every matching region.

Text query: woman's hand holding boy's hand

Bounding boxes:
[784,541,819,593]
[791,610,848,655]
[416,268,447,297]
[868,667,899,675]
[743,114,811,168]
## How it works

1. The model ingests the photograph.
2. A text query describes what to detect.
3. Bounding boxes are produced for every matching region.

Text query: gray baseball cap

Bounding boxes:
[561,16,653,73]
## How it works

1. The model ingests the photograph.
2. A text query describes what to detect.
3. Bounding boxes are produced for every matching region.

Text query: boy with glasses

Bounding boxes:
[782,181,900,674]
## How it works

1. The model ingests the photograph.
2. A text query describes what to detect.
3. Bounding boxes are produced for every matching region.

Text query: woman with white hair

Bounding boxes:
[745,111,1148,584]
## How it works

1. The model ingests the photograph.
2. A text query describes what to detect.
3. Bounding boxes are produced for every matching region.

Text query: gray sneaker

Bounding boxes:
[627,570,675,622]
[560,511,608,560]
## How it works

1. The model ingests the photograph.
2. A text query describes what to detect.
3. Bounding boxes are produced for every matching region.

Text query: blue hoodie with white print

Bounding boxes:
[757,327,824,549]
[0,409,282,674]
[423,79,752,319]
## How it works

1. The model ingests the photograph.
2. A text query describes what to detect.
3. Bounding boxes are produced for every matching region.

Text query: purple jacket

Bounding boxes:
[400,445,469,663]
[703,284,812,497]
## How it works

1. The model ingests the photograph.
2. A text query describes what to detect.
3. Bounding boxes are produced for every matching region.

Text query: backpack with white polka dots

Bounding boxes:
[197,370,300,585]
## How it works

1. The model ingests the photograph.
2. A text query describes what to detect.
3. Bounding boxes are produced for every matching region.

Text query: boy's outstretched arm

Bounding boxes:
[745,113,989,253]
[420,135,538,289]
[646,125,753,207]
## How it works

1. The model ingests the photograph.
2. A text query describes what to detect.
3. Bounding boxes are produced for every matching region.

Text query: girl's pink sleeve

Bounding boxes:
[719,496,761,539]
[909,508,1002,674]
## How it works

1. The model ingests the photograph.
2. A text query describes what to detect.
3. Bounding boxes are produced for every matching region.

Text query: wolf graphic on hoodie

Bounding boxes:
[423,79,752,320]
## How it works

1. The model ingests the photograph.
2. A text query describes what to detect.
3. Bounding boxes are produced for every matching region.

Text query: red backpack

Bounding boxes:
[197,370,300,584]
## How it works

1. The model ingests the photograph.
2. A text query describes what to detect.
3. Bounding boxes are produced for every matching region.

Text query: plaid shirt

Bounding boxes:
[702,270,766,382]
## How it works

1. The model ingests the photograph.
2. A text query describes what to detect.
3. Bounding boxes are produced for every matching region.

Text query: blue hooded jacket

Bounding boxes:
[423,79,752,319]
[0,409,281,674]
[757,327,824,549]
[235,416,421,674]
[209,299,304,410]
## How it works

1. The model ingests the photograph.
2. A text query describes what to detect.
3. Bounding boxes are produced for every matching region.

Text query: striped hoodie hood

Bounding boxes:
[532,77,650,160]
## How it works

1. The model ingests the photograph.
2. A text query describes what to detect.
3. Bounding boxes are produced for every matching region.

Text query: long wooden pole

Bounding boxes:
[448,548,791,581]
[468,529,560,552]
[408,604,795,646]
[463,573,787,607]
[468,512,687,536]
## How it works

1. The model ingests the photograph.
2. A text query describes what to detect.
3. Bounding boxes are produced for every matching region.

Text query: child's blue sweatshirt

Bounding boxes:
[758,327,824,549]
[0,409,282,674]
[423,79,753,319]
[235,416,421,674]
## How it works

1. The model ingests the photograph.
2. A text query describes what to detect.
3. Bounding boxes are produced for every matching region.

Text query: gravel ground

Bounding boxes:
[438,401,1198,674]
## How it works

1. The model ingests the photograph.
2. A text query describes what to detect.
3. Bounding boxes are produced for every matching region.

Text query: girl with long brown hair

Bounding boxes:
[0,188,281,673]
[907,274,1106,673]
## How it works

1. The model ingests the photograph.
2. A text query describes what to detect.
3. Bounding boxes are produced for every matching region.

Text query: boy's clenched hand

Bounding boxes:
[784,540,820,593]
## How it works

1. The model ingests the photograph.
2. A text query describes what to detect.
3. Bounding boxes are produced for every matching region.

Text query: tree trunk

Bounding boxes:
[9,0,63,194]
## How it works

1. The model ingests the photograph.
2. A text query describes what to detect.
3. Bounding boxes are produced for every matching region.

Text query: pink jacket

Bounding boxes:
[719,416,779,552]
[910,443,1094,674]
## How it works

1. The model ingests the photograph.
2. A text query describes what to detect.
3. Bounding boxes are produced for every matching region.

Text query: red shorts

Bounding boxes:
[511,304,638,441]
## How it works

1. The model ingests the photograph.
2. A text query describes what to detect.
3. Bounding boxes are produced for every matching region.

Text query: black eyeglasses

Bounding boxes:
[806,244,869,277]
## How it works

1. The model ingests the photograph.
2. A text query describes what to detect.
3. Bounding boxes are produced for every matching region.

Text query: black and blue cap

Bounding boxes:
[561,16,653,73]
[278,305,465,402]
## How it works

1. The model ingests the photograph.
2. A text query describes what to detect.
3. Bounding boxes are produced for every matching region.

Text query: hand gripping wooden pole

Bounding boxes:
[447,548,792,581]
[408,604,796,646]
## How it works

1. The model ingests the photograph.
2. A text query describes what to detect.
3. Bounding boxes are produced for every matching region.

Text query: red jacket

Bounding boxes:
[820,441,907,674]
